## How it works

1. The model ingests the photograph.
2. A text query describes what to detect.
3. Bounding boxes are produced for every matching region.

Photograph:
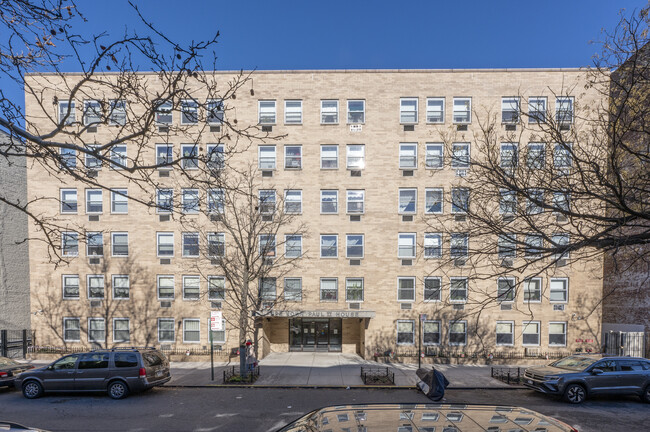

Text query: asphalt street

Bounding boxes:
[1,386,648,432]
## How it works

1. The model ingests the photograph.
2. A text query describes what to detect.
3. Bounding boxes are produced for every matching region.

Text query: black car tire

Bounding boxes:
[563,383,586,404]
[22,380,43,399]
[642,385,650,403]
[108,380,129,400]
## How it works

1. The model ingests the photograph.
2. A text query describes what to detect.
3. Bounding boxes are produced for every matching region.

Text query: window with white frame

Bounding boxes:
[526,189,544,215]
[182,189,199,214]
[206,144,224,172]
[87,275,105,299]
[552,233,570,260]
[259,277,276,300]
[157,275,174,299]
[522,321,540,345]
[497,234,516,258]
[284,145,302,169]
[60,148,76,169]
[58,100,76,125]
[84,145,101,169]
[450,277,467,303]
[320,234,338,258]
[426,98,445,123]
[523,278,542,302]
[156,144,173,167]
[156,189,173,213]
[110,145,127,169]
[345,190,364,214]
[112,275,130,299]
[450,233,468,258]
[397,320,415,345]
[259,234,276,258]
[501,97,520,124]
[497,277,515,302]
[347,100,365,124]
[449,321,467,345]
[499,189,517,215]
[109,99,127,125]
[451,187,469,214]
[424,188,443,214]
[553,142,572,168]
[398,233,416,258]
[88,318,105,342]
[258,189,276,215]
[451,143,470,168]
[524,234,543,258]
[62,275,80,299]
[60,189,78,213]
[556,97,573,124]
[452,98,471,123]
[208,232,225,257]
[181,144,199,170]
[397,277,416,302]
[258,146,276,170]
[182,232,200,257]
[400,98,418,123]
[207,99,224,124]
[207,189,225,214]
[284,278,302,301]
[208,276,225,300]
[284,234,302,258]
[284,190,302,214]
[346,234,364,258]
[549,278,568,303]
[183,319,201,343]
[496,321,514,346]
[63,318,81,341]
[155,100,173,125]
[500,142,518,169]
[321,190,338,214]
[83,100,101,126]
[399,143,417,169]
[320,145,338,168]
[424,233,442,258]
[111,189,128,214]
[320,278,338,301]
[425,143,444,168]
[398,188,417,214]
[183,275,200,300]
[423,321,441,345]
[180,99,198,124]
[258,100,276,124]
[158,318,175,342]
[86,232,103,256]
[61,232,79,256]
[346,278,363,301]
[321,100,339,124]
[346,144,365,169]
[424,277,441,301]
[528,97,547,123]
[549,322,567,346]
[284,100,303,124]
[157,232,174,257]
[111,232,128,257]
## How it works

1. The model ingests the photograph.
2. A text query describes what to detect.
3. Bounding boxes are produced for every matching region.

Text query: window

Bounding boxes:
[550,278,568,303]
[58,100,76,125]
[87,275,105,299]
[284,100,302,124]
[451,143,470,168]
[320,278,338,301]
[207,189,225,214]
[206,144,225,172]
[207,99,224,124]
[321,100,339,124]
[320,234,338,258]
[450,233,468,258]
[398,233,416,258]
[528,97,546,123]
[320,145,338,168]
[258,100,276,124]
[451,188,469,214]
[61,232,79,257]
[259,234,276,258]
[497,234,516,258]
[182,189,199,214]
[181,144,199,170]
[62,275,80,299]
[60,148,76,169]
[400,98,418,123]
[156,144,173,167]
[180,99,198,124]
[88,318,105,342]
[522,321,540,346]
[110,145,127,169]
[182,232,200,257]
[85,146,101,169]
[500,143,518,169]
[157,232,174,257]
[453,97,471,123]
[499,189,517,215]
[346,144,365,169]
[209,318,226,344]
[553,191,570,213]
[155,100,173,125]
[208,276,225,300]
[259,146,276,170]
[553,142,572,168]
[501,97,520,123]
[259,278,276,300]
[207,232,225,257]
[63,318,80,341]
[426,98,444,123]
[109,99,127,125]
[347,100,365,124]
[284,278,302,301]
[346,278,363,302]
[424,277,441,301]
[284,190,302,214]
[284,146,302,169]
[424,143,444,169]
[552,233,570,259]
[156,189,173,213]
[423,321,441,345]
[258,189,276,215]
[399,188,417,214]
[158,318,175,343]
[321,190,338,214]
[86,232,103,257]
[497,277,515,302]
[345,190,364,214]
[285,235,302,258]
[60,189,78,213]
[424,233,442,258]
[496,321,514,346]
[524,234,543,258]
[450,277,467,303]
[110,189,128,214]
[526,189,544,215]
[399,143,417,169]
[397,277,416,302]
[85,190,102,214]
[157,275,174,300]
[112,275,129,300]
[423,188,443,214]
[556,97,573,124]
[111,232,128,257]
[523,278,541,302]
[549,322,567,346]
[449,321,467,345]
[346,234,364,258]
[183,319,201,343]
[83,100,101,126]
[397,320,415,345]
[183,276,200,300]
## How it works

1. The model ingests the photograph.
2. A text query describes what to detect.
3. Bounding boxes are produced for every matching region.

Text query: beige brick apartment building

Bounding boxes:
[25,69,605,359]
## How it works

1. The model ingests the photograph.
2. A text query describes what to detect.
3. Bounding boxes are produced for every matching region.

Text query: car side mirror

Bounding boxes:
[47,365,54,371]
[591,368,603,375]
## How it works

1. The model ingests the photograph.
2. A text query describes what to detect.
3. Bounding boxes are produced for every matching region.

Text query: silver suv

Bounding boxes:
[16,347,170,399]
[524,354,650,403]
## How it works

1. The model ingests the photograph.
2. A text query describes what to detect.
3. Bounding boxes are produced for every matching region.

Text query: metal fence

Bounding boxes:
[604,331,645,357]
[491,367,524,385]
[0,330,33,359]
[223,365,260,384]
[360,366,395,385]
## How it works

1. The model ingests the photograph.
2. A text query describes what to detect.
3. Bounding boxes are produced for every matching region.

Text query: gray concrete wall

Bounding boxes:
[0,131,31,330]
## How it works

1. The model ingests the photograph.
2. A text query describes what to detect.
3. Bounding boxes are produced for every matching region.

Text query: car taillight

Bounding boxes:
[139,368,146,379]
[0,372,7,378]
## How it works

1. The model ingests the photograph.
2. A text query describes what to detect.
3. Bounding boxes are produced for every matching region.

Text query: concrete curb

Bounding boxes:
[163,384,528,390]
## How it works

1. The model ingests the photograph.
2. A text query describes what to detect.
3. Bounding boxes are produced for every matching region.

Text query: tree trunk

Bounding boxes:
[239,271,249,377]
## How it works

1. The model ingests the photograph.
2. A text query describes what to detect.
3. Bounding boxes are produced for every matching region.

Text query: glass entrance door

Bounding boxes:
[315,320,329,351]
[288,318,343,352]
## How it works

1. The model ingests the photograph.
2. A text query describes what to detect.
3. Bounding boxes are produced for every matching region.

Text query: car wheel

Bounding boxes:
[564,383,586,404]
[22,381,43,399]
[642,385,650,403]
[108,381,129,400]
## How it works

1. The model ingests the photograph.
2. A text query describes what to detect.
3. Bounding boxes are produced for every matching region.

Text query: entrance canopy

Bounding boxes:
[255,309,376,319]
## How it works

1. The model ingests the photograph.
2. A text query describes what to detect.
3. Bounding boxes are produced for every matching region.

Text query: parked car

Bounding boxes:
[15,347,170,399]
[0,357,34,388]
[0,421,50,431]
[524,354,650,403]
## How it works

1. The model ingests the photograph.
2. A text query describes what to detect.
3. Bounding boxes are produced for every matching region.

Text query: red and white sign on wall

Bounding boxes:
[210,311,223,331]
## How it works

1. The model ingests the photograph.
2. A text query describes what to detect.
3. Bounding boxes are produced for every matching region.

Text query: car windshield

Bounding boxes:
[0,357,19,367]
[550,356,598,371]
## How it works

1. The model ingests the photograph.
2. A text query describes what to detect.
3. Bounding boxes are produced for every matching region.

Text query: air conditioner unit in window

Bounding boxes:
[210,213,223,222]
[158,125,169,133]
[263,257,274,266]
[349,259,361,266]
[348,302,361,310]
[456,124,468,131]
[454,258,466,267]
[556,214,568,223]
[88,215,100,222]
[160,258,171,265]
[350,215,361,222]
[90,300,102,308]
[287,160,301,168]
[159,215,170,222]
[210,125,221,133]
[400,303,412,310]
[454,214,467,222]
[402,215,414,222]
[500,303,512,311]
[455,169,468,177]
[261,170,273,177]
[553,304,565,311]
[556,259,568,267]
[87,126,98,133]
[158,170,170,178]
[350,170,362,177]
[210,258,221,265]
[502,214,515,223]
[403,124,415,132]
[210,301,222,309]
[501,258,514,268]
[88,258,101,265]
[87,169,98,178]
[402,170,414,177]
[401,259,413,266]
[560,123,571,131]
[452,304,464,310]
[160,301,172,308]
[505,124,517,131]
[262,125,273,132]
[261,215,273,222]
[525,347,539,357]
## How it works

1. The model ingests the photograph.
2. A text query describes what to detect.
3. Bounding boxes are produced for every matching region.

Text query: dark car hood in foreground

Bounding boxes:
[277,404,576,431]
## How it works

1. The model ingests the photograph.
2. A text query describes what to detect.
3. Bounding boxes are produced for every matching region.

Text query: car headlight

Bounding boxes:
[544,376,561,381]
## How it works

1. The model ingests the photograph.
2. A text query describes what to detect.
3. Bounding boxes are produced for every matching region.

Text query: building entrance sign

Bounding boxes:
[261,310,375,319]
